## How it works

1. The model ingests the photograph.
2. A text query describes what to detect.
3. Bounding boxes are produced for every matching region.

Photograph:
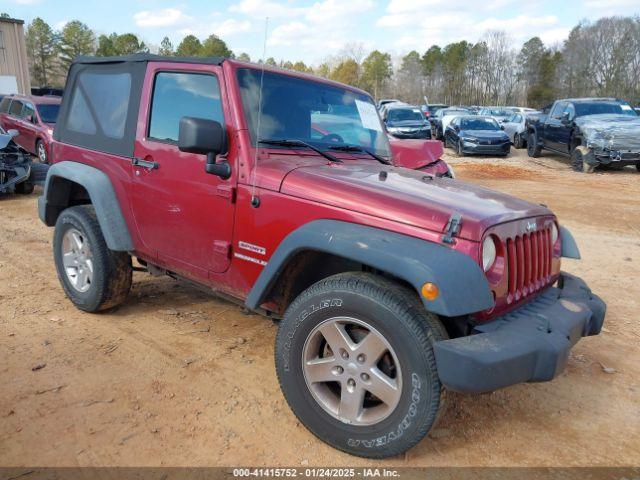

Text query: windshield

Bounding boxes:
[237,68,391,158]
[387,108,423,122]
[489,108,511,116]
[575,102,637,117]
[37,104,60,123]
[461,117,500,130]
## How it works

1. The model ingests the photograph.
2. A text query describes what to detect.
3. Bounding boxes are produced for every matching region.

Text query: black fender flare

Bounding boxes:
[560,225,580,259]
[38,161,133,251]
[245,220,494,317]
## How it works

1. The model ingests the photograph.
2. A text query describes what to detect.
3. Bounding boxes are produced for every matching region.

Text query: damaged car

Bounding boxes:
[527,97,640,172]
[0,127,47,195]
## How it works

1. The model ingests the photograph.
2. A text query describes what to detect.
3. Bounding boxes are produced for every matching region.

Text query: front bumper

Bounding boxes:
[389,130,431,139]
[434,272,606,393]
[461,141,510,155]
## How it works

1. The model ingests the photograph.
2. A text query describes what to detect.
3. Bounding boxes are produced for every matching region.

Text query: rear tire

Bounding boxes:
[275,272,447,459]
[15,181,34,195]
[527,131,541,157]
[636,163,640,173]
[53,205,132,312]
[456,140,464,157]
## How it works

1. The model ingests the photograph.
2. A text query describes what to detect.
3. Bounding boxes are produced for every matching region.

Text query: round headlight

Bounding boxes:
[551,223,559,244]
[482,236,497,272]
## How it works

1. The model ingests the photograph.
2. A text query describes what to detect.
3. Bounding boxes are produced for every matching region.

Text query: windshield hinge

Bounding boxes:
[216,185,236,203]
[442,213,462,244]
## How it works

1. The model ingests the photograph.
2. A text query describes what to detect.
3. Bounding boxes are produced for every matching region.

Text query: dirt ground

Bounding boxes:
[1,147,639,467]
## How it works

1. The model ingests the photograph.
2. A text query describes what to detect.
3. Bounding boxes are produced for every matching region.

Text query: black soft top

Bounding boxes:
[72,53,226,66]
[55,54,227,157]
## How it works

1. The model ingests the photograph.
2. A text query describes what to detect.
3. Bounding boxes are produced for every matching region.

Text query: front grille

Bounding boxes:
[504,226,553,302]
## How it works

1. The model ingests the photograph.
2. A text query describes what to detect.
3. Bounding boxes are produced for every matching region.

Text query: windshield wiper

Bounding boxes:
[328,144,391,165]
[259,139,342,163]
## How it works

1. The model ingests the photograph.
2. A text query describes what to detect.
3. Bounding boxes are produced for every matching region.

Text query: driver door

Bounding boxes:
[130,65,236,279]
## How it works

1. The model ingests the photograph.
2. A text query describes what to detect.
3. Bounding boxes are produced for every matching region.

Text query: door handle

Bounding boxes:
[132,157,159,170]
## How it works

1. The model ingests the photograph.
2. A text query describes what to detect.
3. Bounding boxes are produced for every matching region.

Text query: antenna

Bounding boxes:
[250,17,269,208]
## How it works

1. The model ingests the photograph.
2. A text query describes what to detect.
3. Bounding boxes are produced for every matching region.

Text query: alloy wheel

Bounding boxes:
[61,228,94,293]
[302,316,402,426]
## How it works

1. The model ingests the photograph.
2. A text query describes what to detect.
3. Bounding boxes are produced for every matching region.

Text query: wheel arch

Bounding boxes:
[38,161,133,251]
[246,220,494,318]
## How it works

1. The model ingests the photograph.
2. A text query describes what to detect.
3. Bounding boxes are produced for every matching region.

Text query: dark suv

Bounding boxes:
[38,54,605,458]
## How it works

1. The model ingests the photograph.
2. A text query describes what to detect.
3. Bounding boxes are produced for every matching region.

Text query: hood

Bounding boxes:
[389,138,443,169]
[460,130,509,140]
[575,114,640,151]
[387,120,428,128]
[281,162,551,240]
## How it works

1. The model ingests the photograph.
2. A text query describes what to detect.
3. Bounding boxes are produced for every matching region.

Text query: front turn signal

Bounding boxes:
[421,282,439,301]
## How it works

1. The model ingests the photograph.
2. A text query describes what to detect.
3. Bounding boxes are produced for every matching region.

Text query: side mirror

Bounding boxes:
[454,125,460,132]
[7,129,19,138]
[561,112,571,124]
[178,117,231,179]
[500,125,505,130]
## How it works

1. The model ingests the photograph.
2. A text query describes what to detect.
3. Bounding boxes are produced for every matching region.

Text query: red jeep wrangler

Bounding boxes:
[39,54,605,458]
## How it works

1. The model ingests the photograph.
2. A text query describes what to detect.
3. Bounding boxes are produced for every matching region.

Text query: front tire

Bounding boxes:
[527,131,542,157]
[53,205,132,312]
[275,272,447,458]
[15,181,34,195]
[514,133,524,149]
[572,146,595,173]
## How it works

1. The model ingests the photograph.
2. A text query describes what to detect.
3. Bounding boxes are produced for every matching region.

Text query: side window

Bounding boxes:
[148,72,224,143]
[563,103,575,120]
[22,103,35,121]
[550,102,566,119]
[9,100,23,117]
[67,71,132,138]
[0,97,12,113]
[514,114,522,123]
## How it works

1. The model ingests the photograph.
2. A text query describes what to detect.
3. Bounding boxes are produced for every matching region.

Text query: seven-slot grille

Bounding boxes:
[504,225,553,302]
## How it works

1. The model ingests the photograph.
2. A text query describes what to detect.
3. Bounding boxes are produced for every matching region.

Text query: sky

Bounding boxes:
[3,0,639,64]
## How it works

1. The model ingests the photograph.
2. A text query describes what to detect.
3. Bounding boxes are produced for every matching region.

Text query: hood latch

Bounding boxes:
[442,213,462,244]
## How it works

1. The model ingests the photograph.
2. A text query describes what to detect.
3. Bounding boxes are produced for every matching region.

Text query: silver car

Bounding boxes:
[501,111,540,149]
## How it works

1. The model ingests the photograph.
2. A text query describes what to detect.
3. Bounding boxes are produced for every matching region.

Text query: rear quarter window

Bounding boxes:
[67,72,131,138]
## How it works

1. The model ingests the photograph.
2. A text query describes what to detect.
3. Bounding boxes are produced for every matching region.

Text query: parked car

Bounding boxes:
[382,105,432,139]
[507,106,538,115]
[444,115,511,156]
[31,86,64,97]
[526,97,640,172]
[376,98,402,110]
[39,54,604,459]
[420,103,448,120]
[430,107,471,140]
[0,94,61,163]
[0,127,48,195]
[502,111,540,149]
[478,107,513,123]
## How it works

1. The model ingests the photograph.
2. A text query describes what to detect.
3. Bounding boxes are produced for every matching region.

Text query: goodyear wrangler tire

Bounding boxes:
[53,205,132,312]
[275,272,447,458]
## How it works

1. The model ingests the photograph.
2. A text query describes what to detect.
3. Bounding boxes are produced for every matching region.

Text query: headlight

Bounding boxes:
[482,236,497,272]
[462,137,477,144]
[551,223,559,244]
[387,127,401,133]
